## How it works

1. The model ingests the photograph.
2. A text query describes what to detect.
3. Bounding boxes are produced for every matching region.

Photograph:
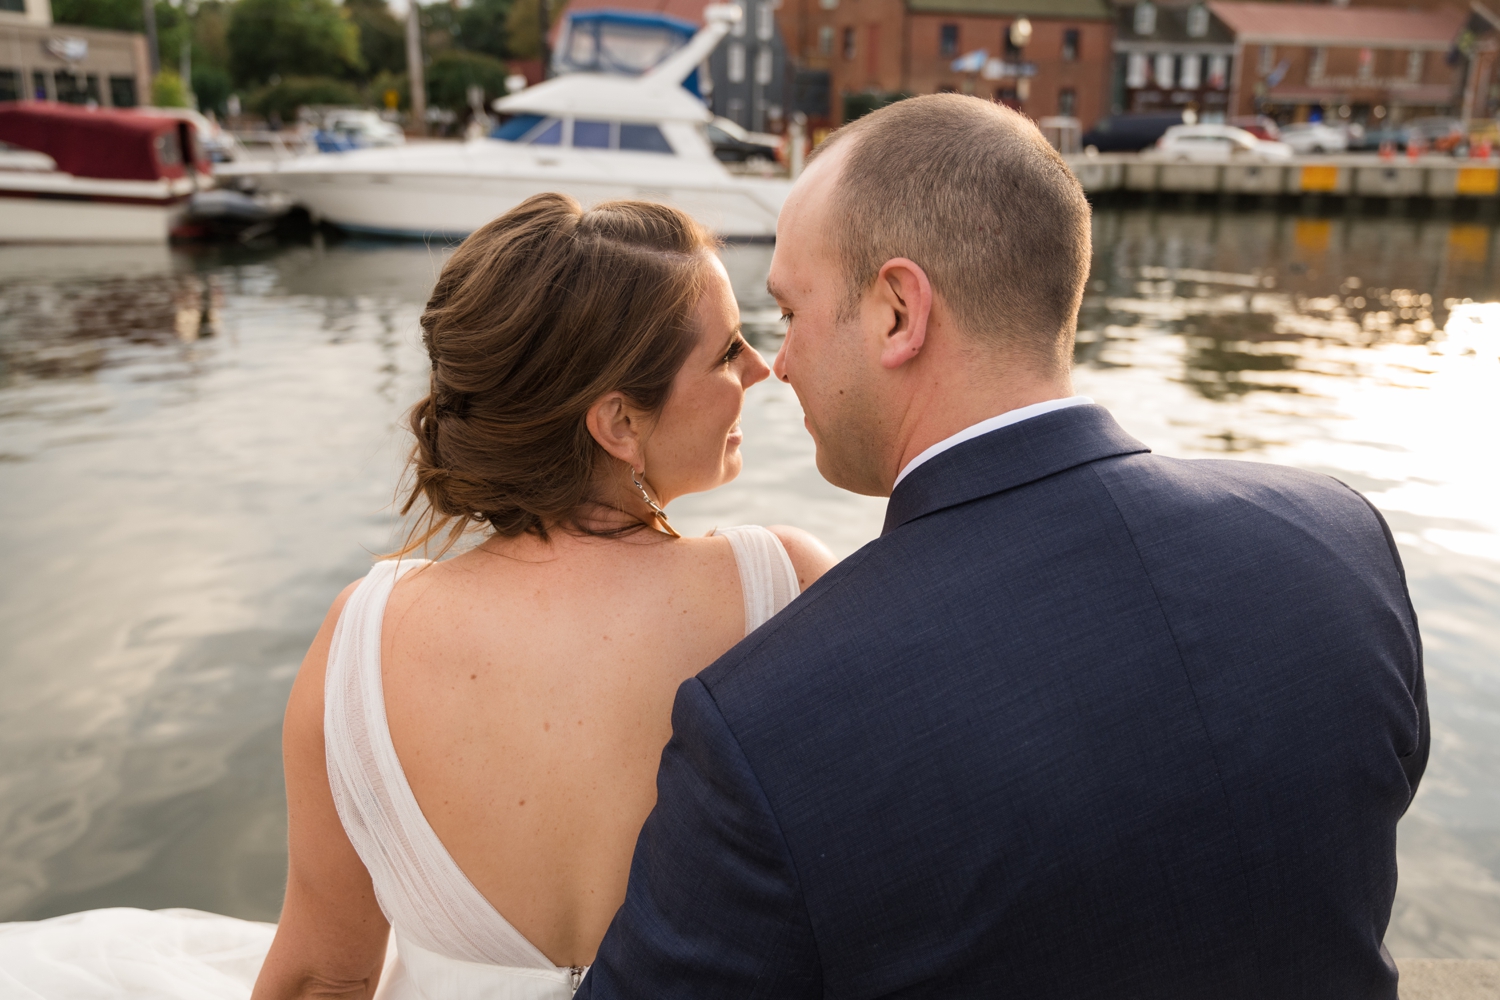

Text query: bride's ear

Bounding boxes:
[586,391,647,470]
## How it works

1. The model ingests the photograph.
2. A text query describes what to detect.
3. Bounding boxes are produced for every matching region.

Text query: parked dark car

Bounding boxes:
[706,117,779,163]
[1081,112,1186,153]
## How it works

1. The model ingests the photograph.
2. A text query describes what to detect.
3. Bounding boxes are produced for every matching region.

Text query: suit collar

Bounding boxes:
[881,404,1150,535]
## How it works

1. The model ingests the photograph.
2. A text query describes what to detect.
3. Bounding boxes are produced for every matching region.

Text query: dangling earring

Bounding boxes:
[631,468,680,538]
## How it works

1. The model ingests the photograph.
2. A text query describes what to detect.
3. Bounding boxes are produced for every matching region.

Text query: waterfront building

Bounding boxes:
[1112,2,1236,120]
[1207,1,1469,124]
[0,0,151,107]
[775,0,1114,128]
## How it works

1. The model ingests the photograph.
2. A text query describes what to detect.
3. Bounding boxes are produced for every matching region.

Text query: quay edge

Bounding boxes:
[1062,153,1500,207]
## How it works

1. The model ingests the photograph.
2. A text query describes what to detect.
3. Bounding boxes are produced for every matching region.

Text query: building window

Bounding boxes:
[1003,25,1021,58]
[1058,87,1076,116]
[1126,52,1148,88]
[728,42,746,82]
[842,25,855,60]
[1179,54,1201,89]
[731,1,746,37]
[1407,49,1424,82]
[109,75,138,107]
[756,2,774,41]
[1358,47,1373,81]
[1133,1,1156,36]
[1154,53,1175,89]
[940,23,959,58]
[1207,53,1227,89]
[817,24,834,56]
[755,46,773,85]
[1258,45,1274,75]
[0,69,18,102]
[0,0,23,11]
[1186,3,1209,38]
[1309,46,1326,81]
[32,70,50,100]
[1062,28,1079,62]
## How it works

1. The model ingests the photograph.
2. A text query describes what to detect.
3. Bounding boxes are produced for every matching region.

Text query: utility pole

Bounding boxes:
[406,0,427,136]
[142,0,160,75]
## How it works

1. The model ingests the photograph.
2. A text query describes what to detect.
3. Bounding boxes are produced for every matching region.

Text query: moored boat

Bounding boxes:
[0,103,210,244]
[218,4,790,241]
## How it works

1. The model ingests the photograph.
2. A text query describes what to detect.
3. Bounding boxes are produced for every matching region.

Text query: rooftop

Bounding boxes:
[906,0,1111,20]
[1207,1,1468,46]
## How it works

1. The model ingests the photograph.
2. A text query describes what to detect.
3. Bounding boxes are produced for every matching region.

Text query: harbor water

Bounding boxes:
[0,208,1497,958]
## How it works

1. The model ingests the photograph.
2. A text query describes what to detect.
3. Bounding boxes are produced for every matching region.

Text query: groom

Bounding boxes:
[579,95,1427,998]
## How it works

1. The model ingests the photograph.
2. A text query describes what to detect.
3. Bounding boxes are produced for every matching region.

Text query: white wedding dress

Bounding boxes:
[0,526,800,1000]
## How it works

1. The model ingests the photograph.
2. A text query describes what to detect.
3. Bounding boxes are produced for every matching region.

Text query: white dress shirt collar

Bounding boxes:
[892,396,1094,490]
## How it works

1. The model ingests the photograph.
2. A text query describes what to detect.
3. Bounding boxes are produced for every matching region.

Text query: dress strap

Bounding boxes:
[712,526,801,634]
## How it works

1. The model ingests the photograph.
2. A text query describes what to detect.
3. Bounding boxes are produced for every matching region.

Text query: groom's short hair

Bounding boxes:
[815,94,1091,375]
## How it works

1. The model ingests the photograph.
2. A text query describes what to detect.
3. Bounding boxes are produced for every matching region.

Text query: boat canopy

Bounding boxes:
[553,10,702,95]
[0,102,206,181]
[497,4,739,125]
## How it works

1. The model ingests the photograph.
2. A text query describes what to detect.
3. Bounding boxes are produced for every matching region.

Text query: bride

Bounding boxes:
[0,194,832,999]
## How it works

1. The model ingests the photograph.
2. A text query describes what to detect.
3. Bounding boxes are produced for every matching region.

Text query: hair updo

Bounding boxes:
[396,192,718,554]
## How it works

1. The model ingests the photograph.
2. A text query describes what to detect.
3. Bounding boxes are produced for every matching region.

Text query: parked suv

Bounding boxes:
[1081,112,1186,153]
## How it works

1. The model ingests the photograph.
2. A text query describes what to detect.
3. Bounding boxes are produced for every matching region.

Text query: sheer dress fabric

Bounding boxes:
[326,525,800,1000]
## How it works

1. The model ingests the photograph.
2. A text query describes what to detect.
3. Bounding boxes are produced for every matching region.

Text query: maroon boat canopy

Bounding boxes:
[0,102,202,181]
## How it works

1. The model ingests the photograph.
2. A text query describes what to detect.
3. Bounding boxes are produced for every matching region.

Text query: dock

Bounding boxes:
[1064,153,1500,211]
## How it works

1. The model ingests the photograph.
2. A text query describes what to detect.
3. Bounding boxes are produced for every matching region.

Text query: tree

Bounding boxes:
[425,49,509,112]
[152,69,190,107]
[248,75,361,119]
[504,0,563,61]
[227,0,362,88]
[456,0,511,62]
[345,0,406,79]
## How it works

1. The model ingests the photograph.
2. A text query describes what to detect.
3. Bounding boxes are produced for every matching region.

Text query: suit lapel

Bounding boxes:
[881,405,1151,535]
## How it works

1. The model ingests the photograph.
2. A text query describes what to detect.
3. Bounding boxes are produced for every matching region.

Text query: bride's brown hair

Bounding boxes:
[395,192,717,555]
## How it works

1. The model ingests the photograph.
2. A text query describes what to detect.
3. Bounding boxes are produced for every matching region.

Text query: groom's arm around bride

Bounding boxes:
[579,95,1427,999]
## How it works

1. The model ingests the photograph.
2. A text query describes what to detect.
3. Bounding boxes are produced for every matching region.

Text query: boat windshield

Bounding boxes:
[494,114,545,142]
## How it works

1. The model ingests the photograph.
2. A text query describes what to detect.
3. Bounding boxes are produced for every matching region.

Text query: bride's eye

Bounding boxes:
[722,338,746,365]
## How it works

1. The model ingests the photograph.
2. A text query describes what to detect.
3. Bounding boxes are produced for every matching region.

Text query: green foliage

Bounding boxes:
[193,1,233,69]
[370,69,409,111]
[49,0,142,31]
[425,49,509,112]
[843,91,910,124]
[456,0,512,61]
[247,75,361,120]
[152,69,190,107]
[228,0,362,87]
[505,0,562,61]
[193,64,233,116]
[346,0,407,78]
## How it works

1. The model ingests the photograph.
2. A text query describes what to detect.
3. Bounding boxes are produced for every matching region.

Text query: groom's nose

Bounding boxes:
[772,331,791,383]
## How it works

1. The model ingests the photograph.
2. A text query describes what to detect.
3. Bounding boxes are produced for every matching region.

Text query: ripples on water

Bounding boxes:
[0,210,1496,958]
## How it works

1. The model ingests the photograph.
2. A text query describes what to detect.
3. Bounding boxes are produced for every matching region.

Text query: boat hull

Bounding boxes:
[0,176,197,244]
[234,144,790,241]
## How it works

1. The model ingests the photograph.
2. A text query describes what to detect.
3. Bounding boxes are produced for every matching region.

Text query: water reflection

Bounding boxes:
[0,212,1496,960]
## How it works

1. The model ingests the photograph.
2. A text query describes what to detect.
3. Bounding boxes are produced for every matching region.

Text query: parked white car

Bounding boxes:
[321,110,406,148]
[1153,124,1294,163]
[1279,122,1348,155]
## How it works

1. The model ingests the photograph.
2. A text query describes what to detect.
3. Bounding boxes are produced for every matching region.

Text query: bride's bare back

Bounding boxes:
[381,531,748,965]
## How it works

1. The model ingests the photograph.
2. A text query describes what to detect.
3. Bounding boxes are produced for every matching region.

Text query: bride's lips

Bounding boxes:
[727,426,743,447]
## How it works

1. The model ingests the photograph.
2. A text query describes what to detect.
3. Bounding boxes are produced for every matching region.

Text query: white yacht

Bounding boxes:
[222,5,789,240]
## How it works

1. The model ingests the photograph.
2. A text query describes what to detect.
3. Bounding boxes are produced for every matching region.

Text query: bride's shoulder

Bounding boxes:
[707,525,836,592]
[766,526,837,592]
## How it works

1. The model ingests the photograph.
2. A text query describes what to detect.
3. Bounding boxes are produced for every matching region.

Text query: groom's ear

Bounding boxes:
[875,258,932,370]
[586,391,646,469]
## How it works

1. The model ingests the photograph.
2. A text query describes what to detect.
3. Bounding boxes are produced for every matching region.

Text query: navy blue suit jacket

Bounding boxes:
[578,405,1427,999]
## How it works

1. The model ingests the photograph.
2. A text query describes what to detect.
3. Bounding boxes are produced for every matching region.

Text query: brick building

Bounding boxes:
[1207,1,1468,122]
[1113,2,1237,119]
[777,0,1114,128]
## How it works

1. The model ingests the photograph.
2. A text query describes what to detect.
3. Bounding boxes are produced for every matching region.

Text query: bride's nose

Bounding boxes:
[743,343,772,388]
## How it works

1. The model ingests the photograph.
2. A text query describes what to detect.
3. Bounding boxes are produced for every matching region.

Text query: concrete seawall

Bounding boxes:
[1398,958,1500,999]
[1063,153,1500,208]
